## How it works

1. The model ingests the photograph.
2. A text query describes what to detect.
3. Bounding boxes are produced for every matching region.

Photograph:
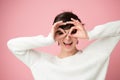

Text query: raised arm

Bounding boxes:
[7,33,55,52]
[7,21,66,68]
[84,20,120,57]
[7,21,66,52]
[7,33,55,67]
[88,20,120,40]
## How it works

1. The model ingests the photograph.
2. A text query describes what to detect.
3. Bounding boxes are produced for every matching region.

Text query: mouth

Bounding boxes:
[63,42,73,47]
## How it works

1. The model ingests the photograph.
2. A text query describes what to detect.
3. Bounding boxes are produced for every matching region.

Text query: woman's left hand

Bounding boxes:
[66,18,89,39]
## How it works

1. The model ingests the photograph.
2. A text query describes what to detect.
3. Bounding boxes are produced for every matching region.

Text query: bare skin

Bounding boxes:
[51,18,88,58]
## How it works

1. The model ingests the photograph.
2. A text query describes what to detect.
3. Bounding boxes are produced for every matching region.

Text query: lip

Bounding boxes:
[63,42,73,46]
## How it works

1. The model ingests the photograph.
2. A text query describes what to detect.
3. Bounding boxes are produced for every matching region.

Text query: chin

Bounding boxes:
[63,46,76,52]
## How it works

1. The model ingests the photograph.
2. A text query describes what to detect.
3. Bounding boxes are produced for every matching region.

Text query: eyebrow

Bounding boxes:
[59,24,74,30]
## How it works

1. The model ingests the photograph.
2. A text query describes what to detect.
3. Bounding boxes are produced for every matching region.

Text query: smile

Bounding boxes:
[63,42,73,46]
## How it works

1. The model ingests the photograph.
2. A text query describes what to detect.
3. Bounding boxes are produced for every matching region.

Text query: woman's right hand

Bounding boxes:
[51,21,66,41]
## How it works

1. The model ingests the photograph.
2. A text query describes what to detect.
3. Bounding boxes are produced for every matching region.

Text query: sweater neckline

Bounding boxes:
[55,50,82,61]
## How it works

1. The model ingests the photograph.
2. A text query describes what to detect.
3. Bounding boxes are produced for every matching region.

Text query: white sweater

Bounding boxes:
[7,21,120,80]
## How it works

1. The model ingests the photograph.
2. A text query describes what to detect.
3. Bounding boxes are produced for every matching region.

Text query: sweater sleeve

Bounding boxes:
[84,20,120,57]
[7,33,55,67]
[88,20,120,40]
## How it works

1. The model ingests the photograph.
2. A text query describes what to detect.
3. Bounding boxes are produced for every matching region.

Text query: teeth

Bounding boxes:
[63,42,72,45]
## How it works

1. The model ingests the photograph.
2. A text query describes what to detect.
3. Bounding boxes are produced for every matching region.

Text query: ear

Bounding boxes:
[77,40,79,44]
[56,41,60,45]
[58,42,60,45]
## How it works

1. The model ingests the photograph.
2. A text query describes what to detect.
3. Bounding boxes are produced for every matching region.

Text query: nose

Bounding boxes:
[64,34,71,40]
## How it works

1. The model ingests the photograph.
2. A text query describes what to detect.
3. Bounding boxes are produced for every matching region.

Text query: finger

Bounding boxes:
[68,27,77,35]
[65,21,75,25]
[55,33,66,41]
[52,21,65,40]
[57,28,64,31]
[54,21,63,25]
[54,21,66,26]
[71,18,79,23]
[71,18,83,25]
[66,20,81,26]
[55,28,66,39]
[71,18,77,22]
[56,28,65,33]
[53,21,65,34]
[53,21,62,27]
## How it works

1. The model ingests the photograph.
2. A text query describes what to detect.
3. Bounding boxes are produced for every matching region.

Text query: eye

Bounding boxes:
[56,31,64,35]
[71,29,77,34]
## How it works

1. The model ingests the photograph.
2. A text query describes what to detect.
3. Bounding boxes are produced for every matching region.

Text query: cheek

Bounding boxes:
[56,38,63,45]
[72,38,78,44]
[55,35,59,41]
[55,34,66,41]
[55,35,61,41]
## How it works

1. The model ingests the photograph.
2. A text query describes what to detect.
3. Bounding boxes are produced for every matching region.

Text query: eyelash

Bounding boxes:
[56,31,64,35]
[56,29,77,35]
[71,29,77,34]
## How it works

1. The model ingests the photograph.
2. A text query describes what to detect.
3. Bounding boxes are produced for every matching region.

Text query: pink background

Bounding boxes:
[0,0,120,80]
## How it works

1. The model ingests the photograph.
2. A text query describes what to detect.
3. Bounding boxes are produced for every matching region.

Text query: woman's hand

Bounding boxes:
[54,28,67,41]
[67,18,89,39]
[51,21,66,41]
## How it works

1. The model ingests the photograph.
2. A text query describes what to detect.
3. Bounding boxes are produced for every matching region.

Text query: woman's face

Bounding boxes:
[55,28,78,51]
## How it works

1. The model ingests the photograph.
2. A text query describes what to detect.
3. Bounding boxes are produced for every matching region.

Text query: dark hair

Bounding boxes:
[53,12,82,30]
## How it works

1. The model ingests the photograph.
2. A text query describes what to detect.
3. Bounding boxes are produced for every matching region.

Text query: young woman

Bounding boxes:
[7,12,120,80]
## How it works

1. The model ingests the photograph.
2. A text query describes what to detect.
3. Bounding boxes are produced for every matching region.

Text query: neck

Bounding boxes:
[58,48,79,59]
